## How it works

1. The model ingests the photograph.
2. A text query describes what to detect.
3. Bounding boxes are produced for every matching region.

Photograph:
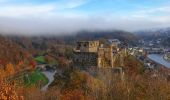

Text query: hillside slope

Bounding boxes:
[0,35,29,65]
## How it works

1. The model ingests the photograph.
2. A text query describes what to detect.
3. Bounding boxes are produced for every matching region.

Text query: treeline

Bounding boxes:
[7,30,139,48]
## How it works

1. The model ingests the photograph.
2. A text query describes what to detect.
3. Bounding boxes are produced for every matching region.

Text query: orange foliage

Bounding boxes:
[6,63,15,75]
[0,81,24,100]
[61,89,86,100]
[0,69,24,100]
[18,61,24,66]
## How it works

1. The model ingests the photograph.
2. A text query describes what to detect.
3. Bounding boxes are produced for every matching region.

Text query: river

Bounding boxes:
[148,54,170,68]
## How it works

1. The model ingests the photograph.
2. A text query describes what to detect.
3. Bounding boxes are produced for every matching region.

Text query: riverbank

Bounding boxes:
[148,54,170,68]
[163,54,170,63]
[147,54,170,78]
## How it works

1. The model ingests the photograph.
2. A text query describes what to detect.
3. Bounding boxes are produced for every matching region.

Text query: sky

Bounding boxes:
[0,0,170,35]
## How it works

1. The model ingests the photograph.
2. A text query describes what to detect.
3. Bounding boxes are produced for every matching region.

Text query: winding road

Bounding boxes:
[41,70,56,91]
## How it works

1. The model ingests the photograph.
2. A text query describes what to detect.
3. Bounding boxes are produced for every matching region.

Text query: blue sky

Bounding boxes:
[0,0,170,35]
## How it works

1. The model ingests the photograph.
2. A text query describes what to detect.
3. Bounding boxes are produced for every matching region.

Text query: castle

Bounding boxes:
[73,39,121,69]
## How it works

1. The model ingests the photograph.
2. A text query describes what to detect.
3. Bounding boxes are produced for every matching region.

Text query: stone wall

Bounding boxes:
[98,46,113,68]
[73,52,98,68]
[76,41,99,52]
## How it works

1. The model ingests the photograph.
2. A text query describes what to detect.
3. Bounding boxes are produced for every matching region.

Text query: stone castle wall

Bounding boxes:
[73,40,117,68]
[76,41,99,52]
[73,52,98,67]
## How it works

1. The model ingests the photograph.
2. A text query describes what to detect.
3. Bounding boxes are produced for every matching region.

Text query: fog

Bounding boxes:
[0,15,170,36]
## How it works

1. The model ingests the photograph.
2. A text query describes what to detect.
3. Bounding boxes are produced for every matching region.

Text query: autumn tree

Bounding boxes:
[29,60,37,70]
[6,63,15,75]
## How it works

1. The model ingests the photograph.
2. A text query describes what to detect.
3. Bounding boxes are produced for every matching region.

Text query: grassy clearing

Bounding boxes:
[23,70,48,87]
[34,56,46,63]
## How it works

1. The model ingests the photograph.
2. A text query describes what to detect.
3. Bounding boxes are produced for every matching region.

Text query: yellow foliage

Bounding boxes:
[0,78,24,100]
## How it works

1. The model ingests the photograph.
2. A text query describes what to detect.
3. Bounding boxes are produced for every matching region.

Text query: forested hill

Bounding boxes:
[135,27,170,38]
[135,28,170,47]
[53,30,139,45]
[4,30,139,49]
[75,30,138,42]
[0,35,30,65]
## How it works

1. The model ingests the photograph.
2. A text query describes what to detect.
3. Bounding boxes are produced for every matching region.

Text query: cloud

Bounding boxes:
[0,0,90,17]
[1,14,170,36]
[135,6,170,15]
[57,0,90,9]
[0,5,55,17]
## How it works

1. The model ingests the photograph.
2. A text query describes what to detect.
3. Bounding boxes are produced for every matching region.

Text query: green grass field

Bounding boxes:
[23,70,48,87]
[34,56,46,63]
[34,55,59,65]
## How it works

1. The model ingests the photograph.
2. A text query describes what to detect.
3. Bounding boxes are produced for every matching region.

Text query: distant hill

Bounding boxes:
[135,28,170,47]
[135,27,170,38]
[58,30,139,46]
[74,30,139,42]
[6,30,139,48]
[7,36,49,54]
